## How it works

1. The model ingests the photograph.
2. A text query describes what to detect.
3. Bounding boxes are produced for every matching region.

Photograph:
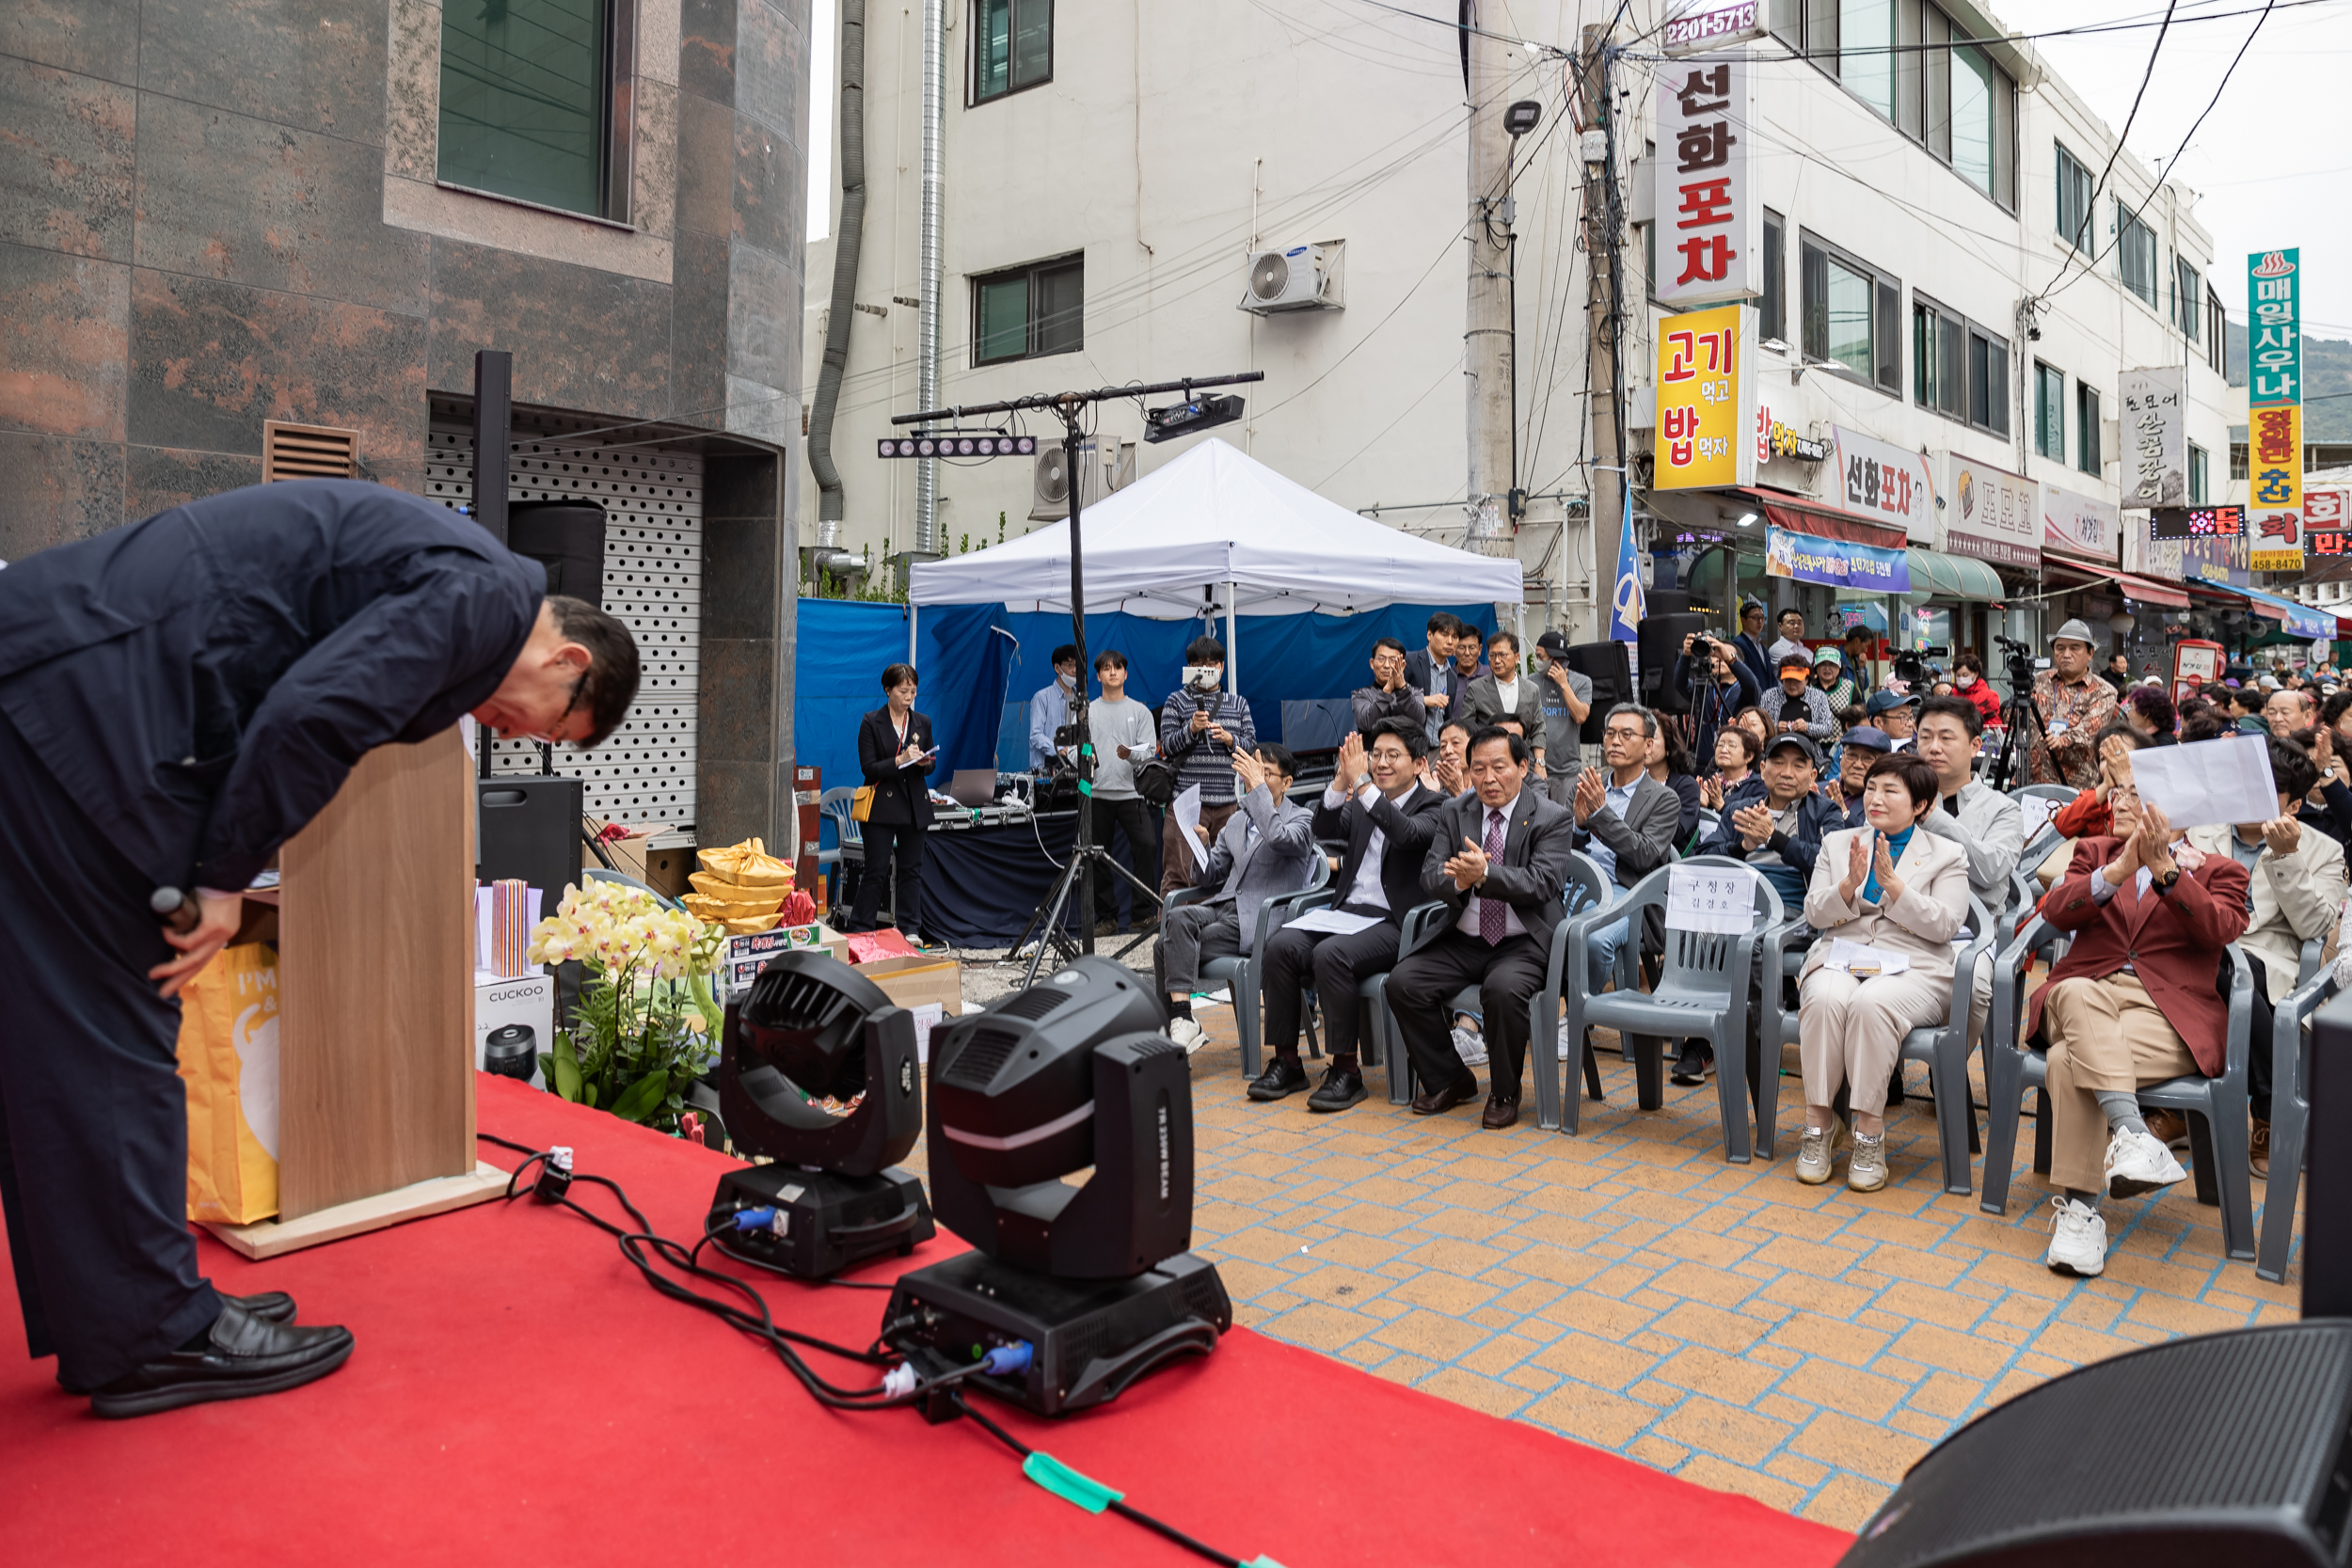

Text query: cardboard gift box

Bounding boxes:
[853,953,963,1015]
[720,922,850,995]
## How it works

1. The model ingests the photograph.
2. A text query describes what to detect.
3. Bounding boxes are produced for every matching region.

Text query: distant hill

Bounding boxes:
[2226,319,2352,441]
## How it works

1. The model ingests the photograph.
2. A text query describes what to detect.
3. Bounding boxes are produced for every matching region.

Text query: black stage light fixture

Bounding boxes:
[882,956,1232,1418]
[879,434,1036,459]
[706,952,935,1278]
[1143,393,1246,444]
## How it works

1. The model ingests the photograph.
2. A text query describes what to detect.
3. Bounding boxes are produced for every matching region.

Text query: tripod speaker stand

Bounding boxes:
[891,372,1264,990]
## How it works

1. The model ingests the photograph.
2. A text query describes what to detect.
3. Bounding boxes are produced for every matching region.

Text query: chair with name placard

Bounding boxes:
[1550,857,1784,1161]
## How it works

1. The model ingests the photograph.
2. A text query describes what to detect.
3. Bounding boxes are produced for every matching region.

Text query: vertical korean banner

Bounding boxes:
[2118,368,2185,509]
[1652,304,1756,491]
[1654,55,1760,309]
[2249,250,2303,572]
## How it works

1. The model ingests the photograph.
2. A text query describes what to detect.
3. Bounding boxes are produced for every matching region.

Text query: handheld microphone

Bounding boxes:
[151,887,200,934]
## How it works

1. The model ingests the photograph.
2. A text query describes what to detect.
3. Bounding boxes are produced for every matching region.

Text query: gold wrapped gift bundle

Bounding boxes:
[682,836,797,932]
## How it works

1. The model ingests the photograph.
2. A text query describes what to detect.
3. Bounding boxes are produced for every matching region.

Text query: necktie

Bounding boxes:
[1479,807,1508,943]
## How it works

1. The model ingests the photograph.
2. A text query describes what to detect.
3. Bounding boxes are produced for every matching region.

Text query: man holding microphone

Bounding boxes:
[0,479,639,1418]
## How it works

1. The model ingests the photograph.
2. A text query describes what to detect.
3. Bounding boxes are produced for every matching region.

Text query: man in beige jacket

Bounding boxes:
[2183,735,2346,1176]
[1794,752,1973,1193]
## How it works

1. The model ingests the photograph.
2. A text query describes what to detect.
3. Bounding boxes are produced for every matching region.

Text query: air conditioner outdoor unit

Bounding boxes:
[1029,438,1136,522]
[1240,243,1342,314]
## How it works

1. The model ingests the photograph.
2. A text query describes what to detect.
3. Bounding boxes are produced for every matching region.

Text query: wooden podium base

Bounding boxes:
[202,1162,511,1261]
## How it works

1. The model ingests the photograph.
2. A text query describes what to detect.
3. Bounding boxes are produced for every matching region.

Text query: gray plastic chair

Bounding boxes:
[1375,901,1459,1105]
[583,866,686,913]
[1166,850,1329,1077]
[1550,857,1785,1162]
[1758,895,1994,1190]
[818,786,864,911]
[2257,938,2336,1283]
[1982,914,2259,1261]
[2009,784,2080,809]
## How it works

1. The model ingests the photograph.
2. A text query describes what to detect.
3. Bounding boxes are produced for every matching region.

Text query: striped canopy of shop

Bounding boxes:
[1900,547,2003,601]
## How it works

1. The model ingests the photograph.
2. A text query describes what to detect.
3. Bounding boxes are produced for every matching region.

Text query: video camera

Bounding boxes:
[1993,635,2038,697]
[1892,643,1948,688]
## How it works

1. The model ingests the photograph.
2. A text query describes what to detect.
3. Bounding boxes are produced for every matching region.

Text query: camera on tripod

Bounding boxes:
[1891,643,1947,688]
[1993,635,2039,695]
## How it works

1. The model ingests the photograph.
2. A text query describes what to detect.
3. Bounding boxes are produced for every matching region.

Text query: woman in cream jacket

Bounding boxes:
[1795,752,1973,1192]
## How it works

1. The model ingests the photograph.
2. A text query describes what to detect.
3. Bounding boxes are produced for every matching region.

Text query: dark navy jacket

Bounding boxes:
[0,480,544,891]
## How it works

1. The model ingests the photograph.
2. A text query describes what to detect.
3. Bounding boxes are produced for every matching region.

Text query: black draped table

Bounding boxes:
[913,808,1161,945]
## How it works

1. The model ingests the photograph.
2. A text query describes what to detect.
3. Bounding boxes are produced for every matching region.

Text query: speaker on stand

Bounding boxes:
[1635,612,1708,717]
[1562,641,1636,745]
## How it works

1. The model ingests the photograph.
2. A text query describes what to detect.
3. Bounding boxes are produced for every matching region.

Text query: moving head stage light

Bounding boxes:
[883,957,1232,1418]
[707,953,935,1278]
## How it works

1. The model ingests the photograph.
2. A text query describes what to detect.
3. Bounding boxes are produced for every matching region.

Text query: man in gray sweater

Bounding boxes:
[1088,650,1162,934]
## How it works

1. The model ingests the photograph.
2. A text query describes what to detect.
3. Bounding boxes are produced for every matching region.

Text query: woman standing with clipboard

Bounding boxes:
[847,662,936,942]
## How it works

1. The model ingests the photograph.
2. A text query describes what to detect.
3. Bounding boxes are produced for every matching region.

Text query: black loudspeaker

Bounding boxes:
[1561,641,1635,744]
[478,775,586,910]
[1645,588,1693,616]
[1842,1322,2352,1568]
[508,500,607,608]
[1635,612,1708,716]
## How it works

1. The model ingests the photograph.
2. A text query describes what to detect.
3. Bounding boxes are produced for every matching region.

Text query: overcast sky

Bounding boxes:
[2006,0,2351,338]
[803,1,2350,334]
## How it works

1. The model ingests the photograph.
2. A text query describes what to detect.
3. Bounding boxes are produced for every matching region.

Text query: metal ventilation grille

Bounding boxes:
[262,420,358,482]
[941,1026,1021,1089]
[1248,252,1294,302]
[425,425,701,826]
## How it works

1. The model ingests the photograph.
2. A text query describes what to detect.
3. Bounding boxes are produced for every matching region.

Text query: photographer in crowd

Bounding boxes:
[1673,629,1762,768]
[1157,637,1255,895]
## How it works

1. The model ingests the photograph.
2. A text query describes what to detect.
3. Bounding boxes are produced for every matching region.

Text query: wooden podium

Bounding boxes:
[207,728,508,1259]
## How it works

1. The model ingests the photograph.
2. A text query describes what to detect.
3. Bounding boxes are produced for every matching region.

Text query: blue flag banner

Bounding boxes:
[1609,488,1645,641]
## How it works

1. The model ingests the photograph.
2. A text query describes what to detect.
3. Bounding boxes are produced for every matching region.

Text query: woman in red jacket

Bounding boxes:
[1953,650,2004,729]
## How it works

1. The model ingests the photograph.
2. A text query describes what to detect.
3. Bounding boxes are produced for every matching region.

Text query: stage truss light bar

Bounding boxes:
[877,434,1036,459]
[1143,393,1246,444]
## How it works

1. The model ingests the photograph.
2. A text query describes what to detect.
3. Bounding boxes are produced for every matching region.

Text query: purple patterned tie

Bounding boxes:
[1479,807,1508,943]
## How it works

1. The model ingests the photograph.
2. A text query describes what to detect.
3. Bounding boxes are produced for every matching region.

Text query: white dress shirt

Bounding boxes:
[1494,675,1520,713]
[1326,778,1421,913]
[1455,790,1529,940]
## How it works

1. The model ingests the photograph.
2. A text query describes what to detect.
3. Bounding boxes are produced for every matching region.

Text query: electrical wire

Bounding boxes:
[476,1133,1257,1565]
[2037,0,2181,304]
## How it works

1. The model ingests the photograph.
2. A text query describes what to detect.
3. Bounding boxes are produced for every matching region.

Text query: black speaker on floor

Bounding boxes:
[478,775,585,909]
[1561,641,1635,744]
[508,500,607,608]
[1635,611,1708,716]
[1840,1321,2352,1568]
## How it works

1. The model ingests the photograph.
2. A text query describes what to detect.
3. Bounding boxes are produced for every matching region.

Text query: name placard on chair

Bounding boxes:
[1667,864,1758,934]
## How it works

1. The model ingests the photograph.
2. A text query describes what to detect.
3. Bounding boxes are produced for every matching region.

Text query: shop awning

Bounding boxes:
[2186,574,2335,637]
[1753,497,1909,552]
[2042,559,2192,609]
[1901,547,2004,601]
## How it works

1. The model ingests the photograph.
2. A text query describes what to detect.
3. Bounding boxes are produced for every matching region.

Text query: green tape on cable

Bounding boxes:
[1022,1451,1122,1513]
[1077,779,1094,796]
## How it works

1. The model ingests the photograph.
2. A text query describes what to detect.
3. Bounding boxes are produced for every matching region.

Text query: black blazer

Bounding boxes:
[1312,779,1446,918]
[858,707,936,826]
[0,478,542,890]
[1418,787,1577,945]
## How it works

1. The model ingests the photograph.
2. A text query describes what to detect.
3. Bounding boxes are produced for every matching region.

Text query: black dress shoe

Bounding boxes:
[1670,1043,1711,1086]
[89,1301,354,1419]
[1307,1064,1368,1114]
[224,1291,295,1325]
[1410,1073,1481,1117]
[1247,1056,1311,1101]
[1482,1095,1520,1130]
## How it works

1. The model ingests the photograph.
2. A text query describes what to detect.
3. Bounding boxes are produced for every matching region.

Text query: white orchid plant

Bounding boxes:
[527,881,727,1127]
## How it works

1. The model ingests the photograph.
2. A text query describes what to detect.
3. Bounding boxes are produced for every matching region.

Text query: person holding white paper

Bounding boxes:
[1156,747,1313,1053]
[1250,721,1444,1111]
[1793,754,1971,1193]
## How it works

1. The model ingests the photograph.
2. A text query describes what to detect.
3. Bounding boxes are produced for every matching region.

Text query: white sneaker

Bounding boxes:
[1452,1023,1488,1068]
[1168,1017,1208,1054]
[1795,1126,1835,1185]
[1847,1132,1888,1193]
[2045,1196,2108,1276]
[2105,1124,2188,1198]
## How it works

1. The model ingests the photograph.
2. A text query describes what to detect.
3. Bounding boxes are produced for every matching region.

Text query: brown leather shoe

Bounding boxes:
[2144,1108,2190,1149]
[1481,1095,1520,1130]
[2252,1118,2271,1180]
[1410,1073,1480,1117]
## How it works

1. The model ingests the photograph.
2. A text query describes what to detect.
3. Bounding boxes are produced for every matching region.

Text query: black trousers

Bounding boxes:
[1389,928,1549,1100]
[1155,903,1243,999]
[849,818,926,937]
[1089,796,1159,926]
[0,710,222,1391]
[1260,911,1404,1061]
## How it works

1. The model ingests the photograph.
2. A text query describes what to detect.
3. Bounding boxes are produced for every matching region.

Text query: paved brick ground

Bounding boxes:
[1170,1006,2300,1533]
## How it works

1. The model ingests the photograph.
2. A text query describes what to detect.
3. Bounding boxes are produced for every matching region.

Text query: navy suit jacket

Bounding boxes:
[0,480,544,890]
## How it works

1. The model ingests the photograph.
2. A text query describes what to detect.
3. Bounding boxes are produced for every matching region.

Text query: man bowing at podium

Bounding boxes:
[0,479,639,1417]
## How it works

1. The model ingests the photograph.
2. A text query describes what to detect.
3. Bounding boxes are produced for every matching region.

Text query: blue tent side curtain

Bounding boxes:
[787,597,1502,803]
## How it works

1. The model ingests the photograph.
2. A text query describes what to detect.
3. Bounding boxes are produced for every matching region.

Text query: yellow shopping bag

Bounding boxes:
[173,943,280,1225]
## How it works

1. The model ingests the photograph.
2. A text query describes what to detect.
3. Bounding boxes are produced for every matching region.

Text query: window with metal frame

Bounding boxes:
[1801,233,1899,392]
[2034,362,2064,461]
[2172,254,2201,341]
[438,0,630,220]
[2055,143,2092,251]
[972,254,1083,365]
[2205,288,2228,374]
[1773,1,2015,210]
[1912,295,2005,435]
[1760,210,1786,342]
[2076,382,2102,477]
[971,0,1052,105]
[2189,442,2208,505]
[2116,201,2157,308]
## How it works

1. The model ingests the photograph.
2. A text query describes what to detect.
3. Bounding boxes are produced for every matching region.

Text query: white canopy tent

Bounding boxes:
[903,437,1525,687]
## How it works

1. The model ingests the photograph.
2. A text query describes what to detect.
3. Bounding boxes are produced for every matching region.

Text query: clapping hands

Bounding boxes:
[1443,834,1489,891]
[1232,747,1267,795]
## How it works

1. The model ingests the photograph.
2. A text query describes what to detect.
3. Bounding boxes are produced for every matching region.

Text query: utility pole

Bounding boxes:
[1579,23,1622,640]
[1464,8,1513,558]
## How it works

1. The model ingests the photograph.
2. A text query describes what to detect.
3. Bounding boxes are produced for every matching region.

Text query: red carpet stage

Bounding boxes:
[1,1078,1850,1566]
